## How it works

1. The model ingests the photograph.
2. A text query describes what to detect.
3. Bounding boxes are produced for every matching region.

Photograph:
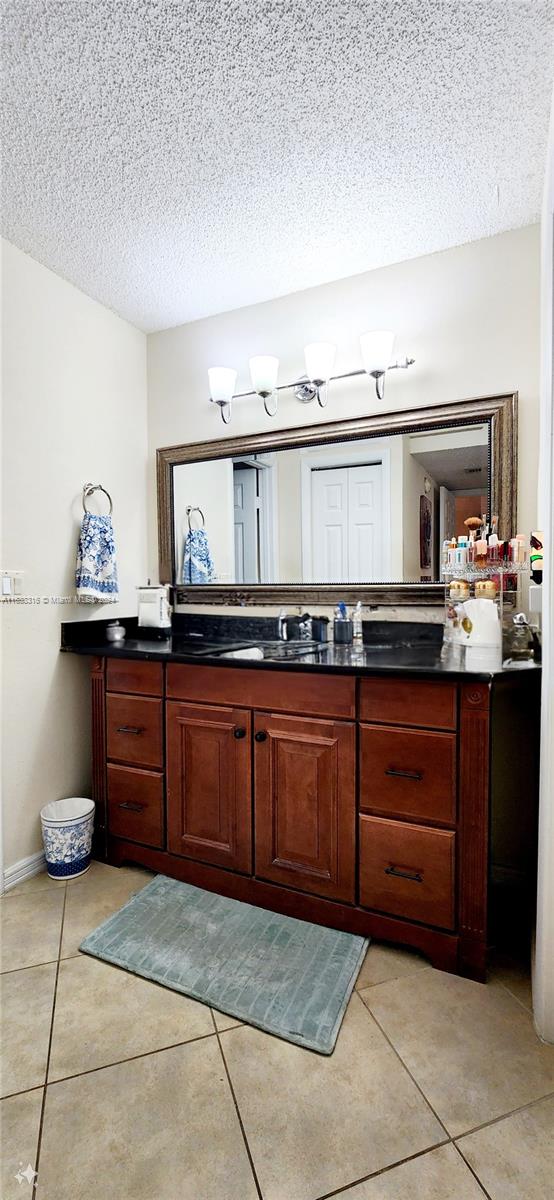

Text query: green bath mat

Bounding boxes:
[79,875,368,1054]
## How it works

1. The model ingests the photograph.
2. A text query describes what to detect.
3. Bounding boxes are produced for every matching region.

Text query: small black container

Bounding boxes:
[311,616,330,642]
[333,618,353,645]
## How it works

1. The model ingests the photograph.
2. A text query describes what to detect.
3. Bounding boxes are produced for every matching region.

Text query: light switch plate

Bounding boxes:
[2,571,24,596]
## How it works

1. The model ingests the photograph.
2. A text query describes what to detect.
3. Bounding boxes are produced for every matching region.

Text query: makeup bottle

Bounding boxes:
[515,533,527,564]
[475,537,488,568]
[487,526,499,563]
[468,532,476,564]
[455,537,468,567]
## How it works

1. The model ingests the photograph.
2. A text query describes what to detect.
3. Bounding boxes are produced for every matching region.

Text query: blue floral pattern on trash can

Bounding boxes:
[42,815,94,878]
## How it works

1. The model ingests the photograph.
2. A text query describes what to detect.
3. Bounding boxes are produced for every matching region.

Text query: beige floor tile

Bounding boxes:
[338,1144,485,1199]
[220,992,444,1200]
[37,1038,258,1200]
[48,954,215,1080]
[457,1095,554,1200]
[0,1088,43,1199]
[363,969,554,1136]
[490,958,533,1011]
[356,942,429,990]
[0,890,64,972]
[5,870,66,897]
[1,965,56,1097]
[60,863,153,958]
[211,1007,243,1032]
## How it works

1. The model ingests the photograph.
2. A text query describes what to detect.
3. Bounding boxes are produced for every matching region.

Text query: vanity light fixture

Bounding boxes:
[208,366,237,424]
[249,356,280,416]
[358,329,415,400]
[207,332,414,422]
[295,342,337,408]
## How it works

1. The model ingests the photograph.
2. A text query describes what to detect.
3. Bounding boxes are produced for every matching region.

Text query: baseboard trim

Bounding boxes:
[3,849,46,892]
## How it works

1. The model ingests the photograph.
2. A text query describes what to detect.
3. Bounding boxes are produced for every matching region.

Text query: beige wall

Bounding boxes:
[147,226,541,590]
[1,240,147,870]
[173,459,234,583]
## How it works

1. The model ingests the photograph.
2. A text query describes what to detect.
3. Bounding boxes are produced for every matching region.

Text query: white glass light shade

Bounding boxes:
[208,366,237,405]
[304,342,336,384]
[359,330,395,376]
[249,355,279,397]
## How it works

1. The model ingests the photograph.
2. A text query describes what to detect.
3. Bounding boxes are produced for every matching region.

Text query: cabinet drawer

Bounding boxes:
[106,659,163,697]
[359,815,455,930]
[359,679,457,730]
[360,725,456,824]
[167,664,355,720]
[107,764,163,847]
[106,695,163,769]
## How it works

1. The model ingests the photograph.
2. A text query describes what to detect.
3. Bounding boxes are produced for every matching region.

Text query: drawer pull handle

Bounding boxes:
[118,802,145,813]
[385,865,423,884]
[385,767,423,782]
[116,725,144,735]
[234,727,247,739]
[255,730,267,743]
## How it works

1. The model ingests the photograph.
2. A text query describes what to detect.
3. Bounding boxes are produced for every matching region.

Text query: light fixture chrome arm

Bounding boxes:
[207,342,415,421]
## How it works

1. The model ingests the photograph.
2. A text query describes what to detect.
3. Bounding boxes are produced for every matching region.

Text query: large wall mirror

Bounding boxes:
[157,393,517,605]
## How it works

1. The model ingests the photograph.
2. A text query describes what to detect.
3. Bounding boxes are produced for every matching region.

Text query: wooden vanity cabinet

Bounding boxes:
[91,656,540,983]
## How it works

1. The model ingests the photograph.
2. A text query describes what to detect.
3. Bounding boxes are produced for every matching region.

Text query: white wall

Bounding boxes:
[147,225,541,586]
[1,239,147,872]
[533,93,554,1042]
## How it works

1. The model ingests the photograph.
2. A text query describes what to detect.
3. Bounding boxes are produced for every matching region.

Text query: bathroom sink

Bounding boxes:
[172,638,257,656]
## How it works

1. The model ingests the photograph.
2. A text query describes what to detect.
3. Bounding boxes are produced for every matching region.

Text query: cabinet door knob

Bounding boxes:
[255,730,267,742]
[233,727,247,739]
[118,801,145,813]
[116,725,144,736]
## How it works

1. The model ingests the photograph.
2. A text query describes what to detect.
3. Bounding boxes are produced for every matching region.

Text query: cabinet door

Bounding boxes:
[167,701,252,873]
[254,712,356,901]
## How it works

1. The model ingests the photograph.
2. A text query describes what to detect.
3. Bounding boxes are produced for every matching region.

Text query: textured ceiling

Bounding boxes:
[2,1,553,332]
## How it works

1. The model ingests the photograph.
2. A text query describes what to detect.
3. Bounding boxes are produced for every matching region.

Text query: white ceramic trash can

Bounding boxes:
[40,797,95,879]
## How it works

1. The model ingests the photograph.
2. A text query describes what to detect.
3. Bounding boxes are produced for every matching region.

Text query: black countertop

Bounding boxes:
[60,618,541,682]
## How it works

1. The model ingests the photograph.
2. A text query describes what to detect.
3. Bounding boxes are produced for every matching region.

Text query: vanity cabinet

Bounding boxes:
[89,655,540,982]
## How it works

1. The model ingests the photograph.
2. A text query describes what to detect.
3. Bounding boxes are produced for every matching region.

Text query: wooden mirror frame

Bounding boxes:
[157,392,517,607]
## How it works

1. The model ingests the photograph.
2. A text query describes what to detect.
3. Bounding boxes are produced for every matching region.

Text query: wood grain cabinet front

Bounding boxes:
[107,764,163,848]
[106,695,163,770]
[359,678,457,730]
[254,712,356,902]
[360,724,457,825]
[166,701,252,874]
[359,814,456,930]
[106,658,163,697]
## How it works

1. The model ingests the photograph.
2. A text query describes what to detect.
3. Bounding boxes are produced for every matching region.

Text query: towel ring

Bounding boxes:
[186,505,205,531]
[83,483,113,516]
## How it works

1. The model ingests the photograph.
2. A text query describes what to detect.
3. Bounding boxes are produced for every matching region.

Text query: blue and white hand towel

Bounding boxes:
[183,528,216,584]
[75,512,119,603]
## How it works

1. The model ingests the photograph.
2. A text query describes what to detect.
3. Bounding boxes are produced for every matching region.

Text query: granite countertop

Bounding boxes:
[60,618,541,681]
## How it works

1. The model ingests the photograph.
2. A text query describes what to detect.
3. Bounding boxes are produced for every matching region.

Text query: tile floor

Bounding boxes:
[1,861,553,1200]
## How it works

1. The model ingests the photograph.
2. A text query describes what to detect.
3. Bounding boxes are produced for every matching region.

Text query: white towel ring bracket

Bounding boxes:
[83,482,113,516]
